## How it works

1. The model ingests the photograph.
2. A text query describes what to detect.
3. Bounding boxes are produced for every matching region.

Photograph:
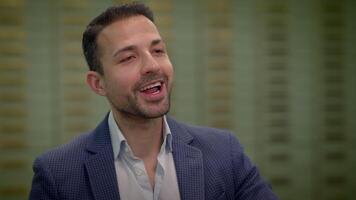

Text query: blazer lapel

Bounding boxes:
[168,117,205,200]
[84,115,121,200]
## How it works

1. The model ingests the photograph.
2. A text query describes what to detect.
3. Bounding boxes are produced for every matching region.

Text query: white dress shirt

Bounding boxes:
[108,111,181,200]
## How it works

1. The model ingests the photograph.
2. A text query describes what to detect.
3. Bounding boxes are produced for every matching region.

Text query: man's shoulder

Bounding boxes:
[183,122,232,139]
[168,117,241,150]
[30,131,98,197]
[36,114,110,166]
[35,132,93,166]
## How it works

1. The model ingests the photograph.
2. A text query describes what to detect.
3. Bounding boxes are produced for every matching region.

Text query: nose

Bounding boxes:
[141,51,160,74]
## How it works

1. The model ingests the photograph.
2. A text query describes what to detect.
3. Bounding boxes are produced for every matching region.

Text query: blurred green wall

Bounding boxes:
[0,0,355,199]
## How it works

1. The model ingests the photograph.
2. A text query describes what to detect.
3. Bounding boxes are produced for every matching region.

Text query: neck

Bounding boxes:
[112,110,164,159]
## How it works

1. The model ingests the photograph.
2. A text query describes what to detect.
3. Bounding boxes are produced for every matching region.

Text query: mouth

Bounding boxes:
[139,81,163,95]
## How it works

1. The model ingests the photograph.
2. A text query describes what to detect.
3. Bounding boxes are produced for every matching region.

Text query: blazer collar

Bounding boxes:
[84,113,121,200]
[167,117,205,200]
[84,115,205,200]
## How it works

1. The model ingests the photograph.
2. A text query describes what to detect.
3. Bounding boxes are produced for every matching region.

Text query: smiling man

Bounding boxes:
[29,3,278,200]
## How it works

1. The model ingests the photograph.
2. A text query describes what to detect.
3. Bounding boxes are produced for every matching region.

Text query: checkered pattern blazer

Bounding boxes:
[29,115,279,200]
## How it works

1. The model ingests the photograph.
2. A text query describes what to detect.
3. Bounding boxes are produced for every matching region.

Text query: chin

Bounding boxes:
[143,108,170,119]
[140,104,170,119]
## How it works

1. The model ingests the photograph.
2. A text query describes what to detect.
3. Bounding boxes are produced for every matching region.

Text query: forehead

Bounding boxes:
[97,15,161,49]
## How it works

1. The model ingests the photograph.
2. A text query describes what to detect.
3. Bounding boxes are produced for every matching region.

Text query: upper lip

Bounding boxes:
[139,80,164,91]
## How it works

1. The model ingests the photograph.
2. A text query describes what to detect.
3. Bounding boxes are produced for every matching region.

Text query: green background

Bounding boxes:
[0,0,355,199]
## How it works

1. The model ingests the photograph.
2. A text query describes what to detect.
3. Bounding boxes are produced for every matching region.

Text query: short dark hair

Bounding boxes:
[82,2,154,74]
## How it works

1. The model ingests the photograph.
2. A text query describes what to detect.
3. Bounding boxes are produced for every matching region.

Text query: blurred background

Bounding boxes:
[0,0,355,199]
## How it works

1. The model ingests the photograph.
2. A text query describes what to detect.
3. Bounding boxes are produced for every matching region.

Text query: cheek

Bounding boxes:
[164,63,174,91]
[168,66,174,83]
[103,73,126,92]
[112,72,139,92]
[163,60,174,77]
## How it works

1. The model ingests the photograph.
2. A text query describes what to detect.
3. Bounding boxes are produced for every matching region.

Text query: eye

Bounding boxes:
[153,48,165,55]
[119,55,135,63]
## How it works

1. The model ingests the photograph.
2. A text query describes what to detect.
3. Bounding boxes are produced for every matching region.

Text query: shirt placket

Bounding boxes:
[124,146,154,200]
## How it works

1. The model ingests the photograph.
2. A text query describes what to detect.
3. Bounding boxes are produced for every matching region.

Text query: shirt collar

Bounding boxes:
[108,111,173,159]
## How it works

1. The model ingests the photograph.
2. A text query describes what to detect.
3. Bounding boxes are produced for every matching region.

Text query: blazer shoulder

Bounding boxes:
[37,114,110,165]
[179,120,236,140]
[36,132,93,166]
[169,118,243,152]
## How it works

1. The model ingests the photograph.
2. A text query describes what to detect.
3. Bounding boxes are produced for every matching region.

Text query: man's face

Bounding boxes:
[96,15,174,119]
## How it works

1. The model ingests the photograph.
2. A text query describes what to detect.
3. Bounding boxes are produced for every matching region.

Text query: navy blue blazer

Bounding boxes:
[29,115,278,200]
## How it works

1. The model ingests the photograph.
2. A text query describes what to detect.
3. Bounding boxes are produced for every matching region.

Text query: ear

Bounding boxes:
[86,71,106,96]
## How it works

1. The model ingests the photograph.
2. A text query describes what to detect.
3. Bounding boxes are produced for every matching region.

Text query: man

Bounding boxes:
[29,3,278,200]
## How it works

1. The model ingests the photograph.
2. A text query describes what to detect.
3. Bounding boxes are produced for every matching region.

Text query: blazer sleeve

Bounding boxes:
[229,134,279,200]
[29,157,60,200]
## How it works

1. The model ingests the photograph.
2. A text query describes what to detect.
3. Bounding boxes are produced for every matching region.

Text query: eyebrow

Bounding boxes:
[151,39,163,46]
[112,39,164,57]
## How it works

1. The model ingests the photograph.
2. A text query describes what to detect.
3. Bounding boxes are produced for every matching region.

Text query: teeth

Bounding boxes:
[140,82,162,91]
